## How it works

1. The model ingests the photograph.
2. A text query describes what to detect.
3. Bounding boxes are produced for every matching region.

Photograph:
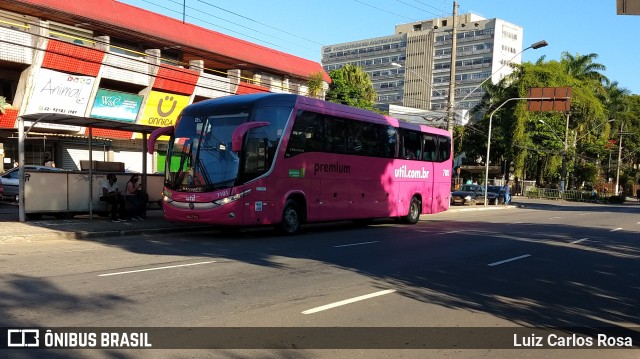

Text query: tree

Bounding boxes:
[325,64,376,110]
[306,71,325,99]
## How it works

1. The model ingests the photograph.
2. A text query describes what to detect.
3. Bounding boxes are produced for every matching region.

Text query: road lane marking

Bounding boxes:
[333,241,379,248]
[610,228,623,232]
[416,230,464,234]
[549,216,562,220]
[98,261,217,277]
[302,289,396,314]
[571,238,589,244]
[488,254,531,267]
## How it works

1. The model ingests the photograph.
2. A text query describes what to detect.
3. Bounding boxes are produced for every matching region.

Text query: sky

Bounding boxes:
[117,0,639,94]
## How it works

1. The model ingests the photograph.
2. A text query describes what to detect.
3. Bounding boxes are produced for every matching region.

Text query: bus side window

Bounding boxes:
[423,134,437,161]
[286,110,324,157]
[437,135,451,162]
[325,117,348,154]
[384,126,398,158]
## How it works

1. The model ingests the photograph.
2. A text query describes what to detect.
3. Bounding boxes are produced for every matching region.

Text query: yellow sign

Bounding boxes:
[140,91,190,127]
[137,91,190,140]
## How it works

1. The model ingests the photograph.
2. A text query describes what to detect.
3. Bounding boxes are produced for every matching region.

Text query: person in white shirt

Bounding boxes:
[100,174,126,222]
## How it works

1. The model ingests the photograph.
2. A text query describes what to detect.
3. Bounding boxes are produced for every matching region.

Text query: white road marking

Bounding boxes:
[302,289,396,314]
[98,261,217,277]
[416,230,464,234]
[488,254,531,267]
[549,216,562,220]
[610,228,623,232]
[571,238,589,244]
[579,213,590,216]
[333,241,379,248]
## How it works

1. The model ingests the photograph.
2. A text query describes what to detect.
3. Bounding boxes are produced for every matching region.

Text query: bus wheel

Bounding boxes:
[279,199,301,235]
[403,197,421,224]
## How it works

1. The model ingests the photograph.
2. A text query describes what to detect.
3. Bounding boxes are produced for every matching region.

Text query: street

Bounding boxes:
[0,198,639,358]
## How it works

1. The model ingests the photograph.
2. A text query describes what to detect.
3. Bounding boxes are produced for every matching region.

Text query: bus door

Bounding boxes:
[241,130,275,225]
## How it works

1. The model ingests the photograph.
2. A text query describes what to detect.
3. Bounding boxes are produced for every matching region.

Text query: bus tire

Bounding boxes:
[279,199,301,235]
[403,196,421,224]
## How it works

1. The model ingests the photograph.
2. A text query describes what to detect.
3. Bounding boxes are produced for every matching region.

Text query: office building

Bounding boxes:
[322,13,523,124]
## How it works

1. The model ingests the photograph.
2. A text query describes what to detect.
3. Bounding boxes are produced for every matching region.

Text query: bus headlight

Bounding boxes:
[163,190,173,203]
[212,189,251,206]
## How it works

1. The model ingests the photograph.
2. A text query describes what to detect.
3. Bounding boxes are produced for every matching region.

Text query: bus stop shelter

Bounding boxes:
[17,113,162,222]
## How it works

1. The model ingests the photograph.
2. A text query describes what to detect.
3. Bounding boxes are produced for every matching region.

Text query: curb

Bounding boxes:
[445,204,517,213]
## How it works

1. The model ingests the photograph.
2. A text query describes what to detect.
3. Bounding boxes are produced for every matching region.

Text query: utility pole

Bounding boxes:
[446,0,458,134]
[615,123,624,195]
[560,113,570,192]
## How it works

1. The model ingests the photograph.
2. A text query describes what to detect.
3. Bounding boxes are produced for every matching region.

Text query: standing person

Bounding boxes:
[100,174,126,222]
[636,188,640,202]
[503,180,511,205]
[125,174,147,220]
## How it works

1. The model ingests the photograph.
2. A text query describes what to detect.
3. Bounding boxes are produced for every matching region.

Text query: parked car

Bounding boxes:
[486,185,506,205]
[451,184,499,205]
[1,165,67,202]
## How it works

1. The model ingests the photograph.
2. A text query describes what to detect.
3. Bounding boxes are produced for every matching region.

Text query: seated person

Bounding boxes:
[125,174,148,220]
[100,174,126,222]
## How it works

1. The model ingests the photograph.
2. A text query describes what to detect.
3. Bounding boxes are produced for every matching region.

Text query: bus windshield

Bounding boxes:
[166,112,249,192]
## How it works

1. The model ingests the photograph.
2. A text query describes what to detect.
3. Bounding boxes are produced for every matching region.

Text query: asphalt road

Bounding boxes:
[0,199,638,358]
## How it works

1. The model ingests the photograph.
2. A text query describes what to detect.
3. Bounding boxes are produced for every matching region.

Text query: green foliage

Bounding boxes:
[325,64,376,110]
[306,71,325,98]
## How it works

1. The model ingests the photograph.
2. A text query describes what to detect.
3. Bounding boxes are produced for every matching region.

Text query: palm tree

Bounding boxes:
[560,52,609,86]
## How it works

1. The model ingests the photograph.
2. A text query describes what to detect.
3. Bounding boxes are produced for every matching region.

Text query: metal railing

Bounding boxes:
[526,188,600,202]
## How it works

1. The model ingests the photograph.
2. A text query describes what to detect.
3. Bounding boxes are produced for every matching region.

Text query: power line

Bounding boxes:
[394,0,445,17]
[352,0,416,21]
[194,0,324,46]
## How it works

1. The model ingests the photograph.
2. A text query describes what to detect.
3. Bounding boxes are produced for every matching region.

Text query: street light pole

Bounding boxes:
[485,97,561,206]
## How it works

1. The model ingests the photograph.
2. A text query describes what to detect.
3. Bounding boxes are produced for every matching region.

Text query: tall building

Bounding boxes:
[322,13,523,123]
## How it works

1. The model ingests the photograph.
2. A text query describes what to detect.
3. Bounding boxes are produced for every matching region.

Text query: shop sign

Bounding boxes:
[90,89,142,122]
[140,91,190,128]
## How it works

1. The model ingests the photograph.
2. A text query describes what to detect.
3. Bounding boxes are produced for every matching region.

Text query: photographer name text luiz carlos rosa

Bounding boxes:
[513,333,633,348]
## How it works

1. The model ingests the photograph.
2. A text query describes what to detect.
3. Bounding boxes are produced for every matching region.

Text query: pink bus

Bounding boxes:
[148,93,452,234]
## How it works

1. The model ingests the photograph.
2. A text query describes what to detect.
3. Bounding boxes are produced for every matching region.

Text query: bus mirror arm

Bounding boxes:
[231,121,270,152]
[147,126,174,154]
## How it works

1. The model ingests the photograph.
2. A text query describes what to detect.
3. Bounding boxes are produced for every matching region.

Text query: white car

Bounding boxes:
[1,165,66,202]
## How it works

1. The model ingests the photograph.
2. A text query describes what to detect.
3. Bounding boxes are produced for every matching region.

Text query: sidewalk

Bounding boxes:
[0,208,211,244]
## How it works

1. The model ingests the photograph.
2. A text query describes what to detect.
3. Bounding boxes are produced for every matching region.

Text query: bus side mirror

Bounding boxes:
[231,121,270,152]
[147,126,174,154]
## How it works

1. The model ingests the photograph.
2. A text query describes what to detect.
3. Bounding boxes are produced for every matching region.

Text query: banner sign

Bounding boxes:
[23,68,94,132]
[25,68,94,117]
[90,89,143,123]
